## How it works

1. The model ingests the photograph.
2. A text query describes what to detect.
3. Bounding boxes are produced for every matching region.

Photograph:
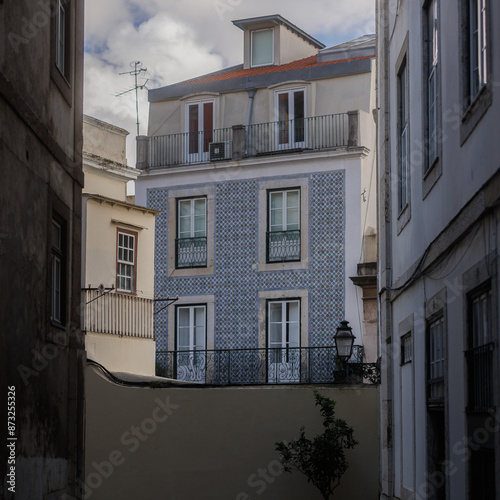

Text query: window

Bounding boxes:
[466,284,495,500]
[268,299,300,383]
[251,28,273,67]
[176,198,207,268]
[401,333,412,365]
[275,89,305,149]
[176,305,207,382]
[466,286,493,412]
[427,315,445,405]
[116,230,136,292]
[467,0,488,104]
[397,58,409,212]
[55,0,70,80]
[267,189,300,263]
[425,0,440,169]
[51,218,65,325]
[186,100,214,162]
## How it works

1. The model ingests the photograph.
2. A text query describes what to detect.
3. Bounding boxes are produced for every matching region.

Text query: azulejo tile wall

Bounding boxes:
[147,170,345,352]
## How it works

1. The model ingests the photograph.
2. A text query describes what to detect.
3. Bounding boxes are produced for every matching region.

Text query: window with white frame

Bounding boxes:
[251,28,273,67]
[267,189,300,263]
[268,299,300,383]
[425,0,440,169]
[51,218,65,325]
[275,89,305,149]
[398,58,409,212]
[116,230,136,292]
[468,0,488,103]
[186,100,214,161]
[176,305,207,382]
[401,333,412,365]
[176,198,207,268]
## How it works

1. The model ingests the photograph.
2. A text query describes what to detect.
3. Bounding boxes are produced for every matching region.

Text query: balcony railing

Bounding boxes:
[176,237,208,268]
[267,230,301,262]
[155,346,380,385]
[148,127,233,168]
[138,112,356,169]
[83,289,154,339]
[466,343,494,413]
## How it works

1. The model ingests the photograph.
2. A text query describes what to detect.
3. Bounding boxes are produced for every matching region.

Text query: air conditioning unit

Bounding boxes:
[209,141,232,161]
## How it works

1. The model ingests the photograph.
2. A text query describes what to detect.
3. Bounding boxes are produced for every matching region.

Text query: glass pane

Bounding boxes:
[194,307,205,327]
[294,91,305,142]
[252,29,273,66]
[178,327,190,350]
[270,303,282,324]
[203,102,213,152]
[194,199,206,215]
[286,191,299,208]
[270,323,282,345]
[189,105,199,154]
[270,192,283,210]
[178,308,190,328]
[194,216,206,236]
[52,221,61,249]
[287,301,299,323]
[179,217,191,236]
[179,200,191,217]
[270,209,283,230]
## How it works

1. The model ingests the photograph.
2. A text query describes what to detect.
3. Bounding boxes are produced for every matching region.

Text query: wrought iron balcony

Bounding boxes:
[267,230,301,262]
[155,345,380,385]
[83,289,154,339]
[176,237,208,268]
[138,112,355,169]
[466,342,494,413]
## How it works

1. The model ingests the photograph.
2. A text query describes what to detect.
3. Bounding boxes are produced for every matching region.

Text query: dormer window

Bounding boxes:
[251,29,274,67]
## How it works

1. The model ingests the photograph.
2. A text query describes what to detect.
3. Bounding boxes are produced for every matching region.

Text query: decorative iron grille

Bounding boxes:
[176,237,207,268]
[466,342,494,412]
[266,230,301,262]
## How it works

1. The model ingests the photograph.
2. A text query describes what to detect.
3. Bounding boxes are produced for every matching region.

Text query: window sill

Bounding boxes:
[460,83,492,146]
[258,259,308,272]
[422,156,442,199]
[396,203,411,235]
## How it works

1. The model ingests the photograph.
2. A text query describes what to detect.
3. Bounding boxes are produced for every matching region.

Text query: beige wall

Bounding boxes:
[84,200,156,295]
[86,335,155,376]
[85,365,379,499]
[84,170,128,201]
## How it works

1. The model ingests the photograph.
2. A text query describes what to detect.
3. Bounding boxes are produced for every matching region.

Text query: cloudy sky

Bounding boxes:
[83,0,375,166]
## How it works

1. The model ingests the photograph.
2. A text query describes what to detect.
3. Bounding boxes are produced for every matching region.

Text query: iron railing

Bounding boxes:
[466,342,494,412]
[144,113,349,168]
[266,230,301,262]
[148,127,233,168]
[175,237,208,268]
[83,289,154,339]
[155,345,380,385]
[247,113,348,156]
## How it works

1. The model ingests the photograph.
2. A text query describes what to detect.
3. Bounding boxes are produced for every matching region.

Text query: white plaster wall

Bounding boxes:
[84,171,128,201]
[278,24,318,65]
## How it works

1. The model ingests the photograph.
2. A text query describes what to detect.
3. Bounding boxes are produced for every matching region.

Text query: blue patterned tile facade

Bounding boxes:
[147,170,345,356]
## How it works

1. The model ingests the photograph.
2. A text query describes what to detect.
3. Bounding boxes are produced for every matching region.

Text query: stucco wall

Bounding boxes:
[85,365,379,499]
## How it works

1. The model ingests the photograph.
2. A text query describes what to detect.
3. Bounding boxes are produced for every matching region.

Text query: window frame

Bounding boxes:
[401,333,413,365]
[51,215,66,327]
[426,314,445,407]
[184,98,215,162]
[266,188,301,264]
[251,28,274,68]
[116,229,137,294]
[51,0,73,103]
[397,56,409,215]
[274,88,306,149]
[175,196,208,269]
[175,304,207,352]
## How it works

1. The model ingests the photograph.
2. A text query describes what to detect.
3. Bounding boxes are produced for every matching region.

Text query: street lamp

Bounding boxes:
[334,320,355,361]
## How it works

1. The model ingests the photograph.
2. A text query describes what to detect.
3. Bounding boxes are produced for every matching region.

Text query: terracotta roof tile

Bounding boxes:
[177,54,375,86]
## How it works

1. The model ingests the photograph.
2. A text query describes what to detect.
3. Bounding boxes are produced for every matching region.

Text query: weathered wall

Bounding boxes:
[0,0,86,498]
[86,365,379,499]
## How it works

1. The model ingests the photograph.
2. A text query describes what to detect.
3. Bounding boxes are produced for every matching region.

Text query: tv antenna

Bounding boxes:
[115,61,149,136]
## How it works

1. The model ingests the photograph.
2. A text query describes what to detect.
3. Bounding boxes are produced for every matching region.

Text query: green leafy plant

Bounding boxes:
[275,390,358,499]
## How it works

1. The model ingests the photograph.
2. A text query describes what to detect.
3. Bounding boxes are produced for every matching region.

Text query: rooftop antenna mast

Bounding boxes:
[116,61,149,136]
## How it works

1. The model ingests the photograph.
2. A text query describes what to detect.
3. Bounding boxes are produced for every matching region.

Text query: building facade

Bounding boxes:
[377,0,500,498]
[82,115,158,376]
[135,16,378,385]
[0,0,86,497]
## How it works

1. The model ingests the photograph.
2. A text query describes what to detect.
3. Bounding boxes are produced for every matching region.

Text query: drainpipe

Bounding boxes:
[245,89,256,156]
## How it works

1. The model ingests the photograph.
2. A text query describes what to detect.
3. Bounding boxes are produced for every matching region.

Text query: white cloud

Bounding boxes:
[83,0,375,167]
